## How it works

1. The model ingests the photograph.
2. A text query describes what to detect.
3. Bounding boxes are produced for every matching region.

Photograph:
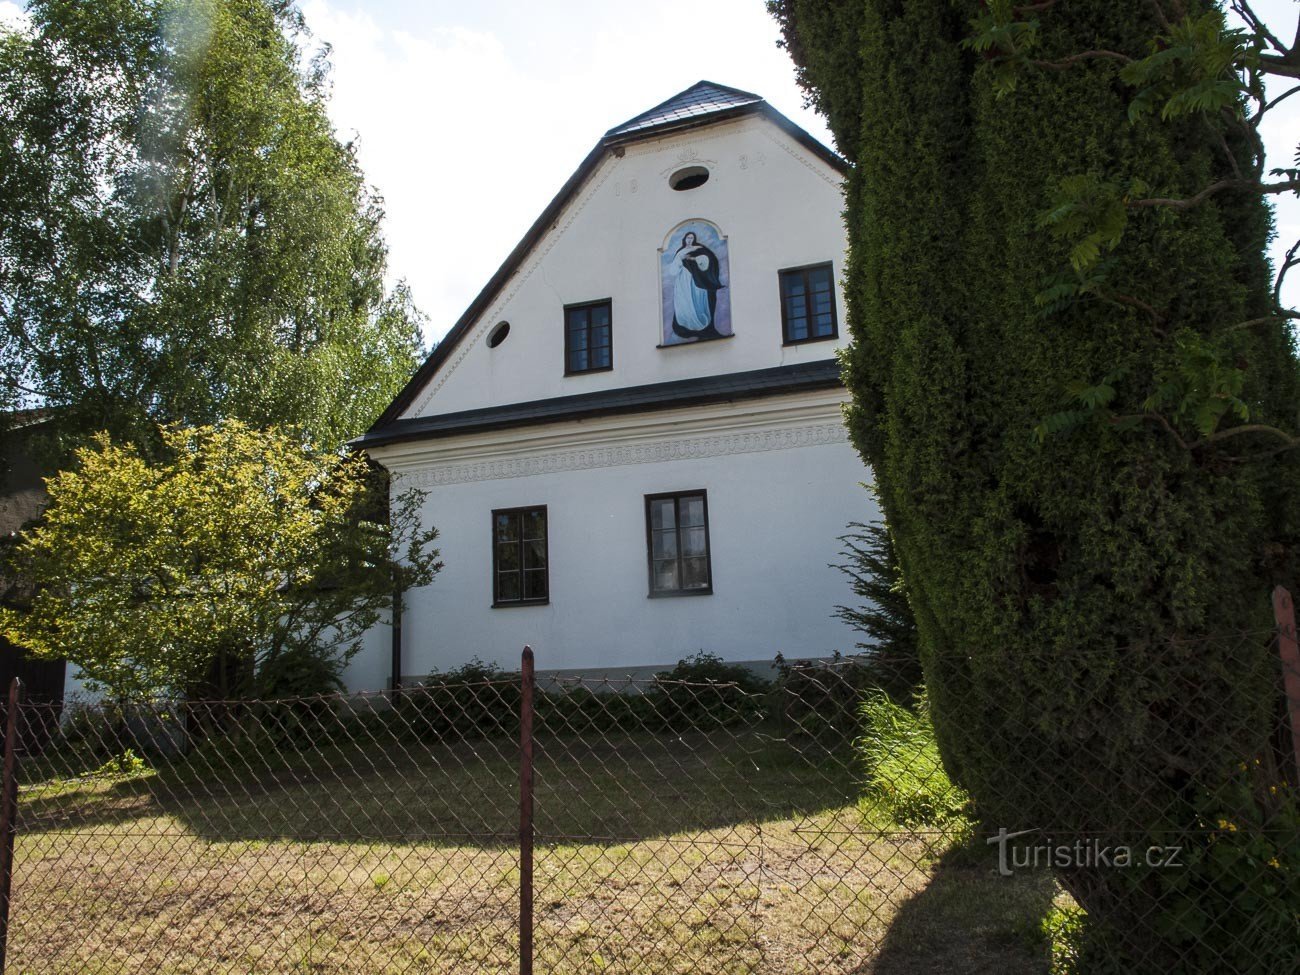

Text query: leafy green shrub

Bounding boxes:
[82,748,150,780]
[647,652,768,731]
[771,653,894,740]
[858,690,968,828]
[255,643,346,699]
[399,658,521,741]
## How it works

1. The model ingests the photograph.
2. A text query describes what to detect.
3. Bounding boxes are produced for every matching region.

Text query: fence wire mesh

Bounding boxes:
[3,625,1299,974]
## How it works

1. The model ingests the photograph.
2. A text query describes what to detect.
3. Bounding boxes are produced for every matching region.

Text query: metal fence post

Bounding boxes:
[1272,586,1300,780]
[519,647,535,975]
[0,677,23,973]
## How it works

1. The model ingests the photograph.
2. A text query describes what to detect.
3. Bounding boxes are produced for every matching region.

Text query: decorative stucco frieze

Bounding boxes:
[391,419,848,488]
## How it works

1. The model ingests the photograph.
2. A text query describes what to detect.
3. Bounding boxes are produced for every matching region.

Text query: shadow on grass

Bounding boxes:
[18,726,860,846]
[862,838,1058,975]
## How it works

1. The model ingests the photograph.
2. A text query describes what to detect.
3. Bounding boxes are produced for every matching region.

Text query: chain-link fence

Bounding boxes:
[1,601,1298,973]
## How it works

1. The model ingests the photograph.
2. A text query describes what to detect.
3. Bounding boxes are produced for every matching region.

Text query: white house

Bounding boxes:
[346,81,877,689]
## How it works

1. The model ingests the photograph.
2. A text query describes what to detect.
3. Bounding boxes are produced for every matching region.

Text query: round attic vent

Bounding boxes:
[487,321,511,348]
[669,165,710,191]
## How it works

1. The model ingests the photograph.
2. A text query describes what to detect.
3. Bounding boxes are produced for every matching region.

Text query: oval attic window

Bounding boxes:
[487,321,511,348]
[669,166,710,191]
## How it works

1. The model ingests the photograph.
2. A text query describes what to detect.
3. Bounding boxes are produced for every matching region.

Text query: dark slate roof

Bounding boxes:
[604,81,763,140]
[352,361,843,450]
[364,83,847,437]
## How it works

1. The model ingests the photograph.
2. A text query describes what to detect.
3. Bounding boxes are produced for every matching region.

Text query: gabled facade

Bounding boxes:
[349,82,877,686]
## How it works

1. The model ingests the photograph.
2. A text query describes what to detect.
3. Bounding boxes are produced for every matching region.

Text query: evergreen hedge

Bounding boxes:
[772,1,1300,967]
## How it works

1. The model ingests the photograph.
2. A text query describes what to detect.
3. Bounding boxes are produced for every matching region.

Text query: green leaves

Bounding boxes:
[1033,367,1128,444]
[1038,175,1144,274]
[963,0,1042,96]
[0,0,424,455]
[1145,332,1250,438]
[1122,12,1259,124]
[0,421,441,699]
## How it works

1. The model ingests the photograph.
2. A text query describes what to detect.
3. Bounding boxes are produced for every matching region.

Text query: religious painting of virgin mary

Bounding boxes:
[660,221,731,345]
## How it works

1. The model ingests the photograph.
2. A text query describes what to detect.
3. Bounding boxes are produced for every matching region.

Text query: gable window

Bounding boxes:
[565,299,613,375]
[492,506,548,606]
[645,491,712,597]
[779,263,838,344]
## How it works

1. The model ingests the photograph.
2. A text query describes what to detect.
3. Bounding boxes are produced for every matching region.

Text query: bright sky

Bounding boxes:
[1,0,1296,340]
[294,0,832,343]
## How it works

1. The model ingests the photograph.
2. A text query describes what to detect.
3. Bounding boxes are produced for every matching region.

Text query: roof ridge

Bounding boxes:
[603,80,764,140]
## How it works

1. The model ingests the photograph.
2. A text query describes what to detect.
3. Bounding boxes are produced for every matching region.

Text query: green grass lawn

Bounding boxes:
[9,727,1064,974]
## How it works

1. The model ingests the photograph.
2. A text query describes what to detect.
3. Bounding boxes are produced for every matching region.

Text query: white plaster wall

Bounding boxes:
[358,402,875,680]
[402,115,847,420]
[340,608,394,694]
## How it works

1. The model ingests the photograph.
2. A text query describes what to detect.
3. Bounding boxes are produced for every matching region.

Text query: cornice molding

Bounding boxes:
[390,418,849,489]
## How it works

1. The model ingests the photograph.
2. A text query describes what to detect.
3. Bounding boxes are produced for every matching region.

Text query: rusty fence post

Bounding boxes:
[519,647,535,975]
[1272,586,1300,781]
[0,677,23,973]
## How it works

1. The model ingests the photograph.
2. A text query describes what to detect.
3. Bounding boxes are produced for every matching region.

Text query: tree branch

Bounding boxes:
[1276,240,1300,309]
[1115,413,1191,451]
[1230,1,1290,56]
[1130,178,1299,210]
[1147,0,1174,32]
[1188,423,1300,451]
[1224,311,1299,333]
[1030,50,1134,70]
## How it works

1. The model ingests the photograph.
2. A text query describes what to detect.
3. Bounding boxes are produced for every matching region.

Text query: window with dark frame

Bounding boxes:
[492,506,548,606]
[564,299,613,374]
[778,263,838,344]
[645,491,712,597]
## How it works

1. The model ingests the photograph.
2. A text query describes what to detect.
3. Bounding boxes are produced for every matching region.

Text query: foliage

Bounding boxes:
[770,653,884,739]
[649,651,768,730]
[1045,762,1300,973]
[0,0,425,455]
[83,748,151,780]
[771,0,1299,967]
[0,421,441,699]
[858,690,969,829]
[831,512,921,698]
[399,658,523,741]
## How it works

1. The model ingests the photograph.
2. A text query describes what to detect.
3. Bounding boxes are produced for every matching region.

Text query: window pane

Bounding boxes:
[523,509,546,541]
[679,496,705,528]
[682,557,709,589]
[523,569,547,601]
[591,344,611,369]
[682,526,707,558]
[808,265,833,291]
[569,326,588,350]
[523,538,546,570]
[781,272,806,299]
[496,541,520,571]
[496,512,519,543]
[591,304,610,327]
[652,528,677,560]
[653,560,679,592]
[565,307,589,331]
[569,349,588,372]
[650,499,676,531]
[497,571,521,602]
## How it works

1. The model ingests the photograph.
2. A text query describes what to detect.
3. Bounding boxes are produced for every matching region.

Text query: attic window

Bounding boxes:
[669,166,710,191]
[487,321,511,348]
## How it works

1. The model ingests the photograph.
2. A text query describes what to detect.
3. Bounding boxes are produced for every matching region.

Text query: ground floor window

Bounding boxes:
[645,491,712,597]
[492,506,548,605]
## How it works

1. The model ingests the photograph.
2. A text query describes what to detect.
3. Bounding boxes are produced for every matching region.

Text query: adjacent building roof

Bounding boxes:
[354,360,843,450]
[360,81,847,442]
